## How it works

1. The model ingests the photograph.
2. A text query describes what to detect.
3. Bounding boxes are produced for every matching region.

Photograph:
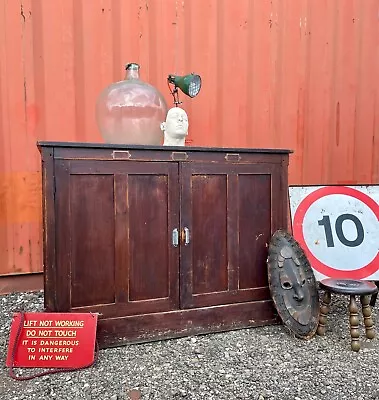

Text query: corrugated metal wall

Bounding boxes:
[1,0,379,277]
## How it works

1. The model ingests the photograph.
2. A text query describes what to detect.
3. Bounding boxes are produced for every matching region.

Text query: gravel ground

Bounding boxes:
[1,290,379,400]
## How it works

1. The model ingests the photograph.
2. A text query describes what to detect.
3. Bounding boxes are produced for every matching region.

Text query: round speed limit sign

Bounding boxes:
[292,186,379,279]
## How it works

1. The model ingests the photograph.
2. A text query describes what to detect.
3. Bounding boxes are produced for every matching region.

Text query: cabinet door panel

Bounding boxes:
[55,160,179,317]
[70,174,116,307]
[191,175,228,294]
[128,174,170,301]
[180,162,284,309]
[238,174,271,289]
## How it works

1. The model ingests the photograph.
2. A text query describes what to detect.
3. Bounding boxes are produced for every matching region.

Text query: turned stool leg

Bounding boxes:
[349,295,360,352]
[360,295,375,339]
[317,290,331,336]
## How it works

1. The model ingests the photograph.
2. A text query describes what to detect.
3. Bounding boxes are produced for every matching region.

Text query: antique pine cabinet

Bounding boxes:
[38,142,292,348]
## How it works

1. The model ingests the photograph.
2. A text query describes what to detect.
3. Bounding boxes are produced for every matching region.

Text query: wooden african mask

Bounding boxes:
[267,230,320,339]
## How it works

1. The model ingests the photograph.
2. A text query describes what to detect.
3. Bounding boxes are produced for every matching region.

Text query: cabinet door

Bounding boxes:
[180,162,286,308]
[54,160,179,317]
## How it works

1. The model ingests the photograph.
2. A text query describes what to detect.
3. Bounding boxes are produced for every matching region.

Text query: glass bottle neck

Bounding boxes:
[125,64,140,80]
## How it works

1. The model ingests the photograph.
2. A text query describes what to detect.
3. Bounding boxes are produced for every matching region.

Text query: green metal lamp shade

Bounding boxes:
[168,73,202,98]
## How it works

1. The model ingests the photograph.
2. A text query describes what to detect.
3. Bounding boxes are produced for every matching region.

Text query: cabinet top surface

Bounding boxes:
[37,141,293,154]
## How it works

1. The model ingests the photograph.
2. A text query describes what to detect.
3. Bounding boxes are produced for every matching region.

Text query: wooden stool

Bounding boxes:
[317,278,378,352]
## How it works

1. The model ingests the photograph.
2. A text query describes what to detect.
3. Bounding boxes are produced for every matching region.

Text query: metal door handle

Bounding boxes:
[183,227,190,246]
[172,228,179,247]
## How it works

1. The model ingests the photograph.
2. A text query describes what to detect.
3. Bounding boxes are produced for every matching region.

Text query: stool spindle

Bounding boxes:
[317,290,331,336]
[349,295,360,352]
[360,295,375,340]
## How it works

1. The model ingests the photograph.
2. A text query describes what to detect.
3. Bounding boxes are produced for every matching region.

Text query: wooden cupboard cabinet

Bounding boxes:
[38,142,292,347]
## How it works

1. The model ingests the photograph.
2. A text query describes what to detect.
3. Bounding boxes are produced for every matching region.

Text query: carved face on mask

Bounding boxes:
[267,230,319,339]
[277,246,311,325]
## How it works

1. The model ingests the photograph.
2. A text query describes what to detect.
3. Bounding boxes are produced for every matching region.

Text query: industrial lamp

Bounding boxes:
[167,73,202,106]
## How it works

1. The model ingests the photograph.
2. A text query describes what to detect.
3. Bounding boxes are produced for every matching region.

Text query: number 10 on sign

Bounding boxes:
[318,213,364,248]
[291,186,379,280]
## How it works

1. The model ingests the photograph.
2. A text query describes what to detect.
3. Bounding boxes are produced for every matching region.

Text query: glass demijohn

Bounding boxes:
[95,63,168,145]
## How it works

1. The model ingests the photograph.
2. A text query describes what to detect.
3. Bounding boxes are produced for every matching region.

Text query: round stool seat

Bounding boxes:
[319,279,378,296]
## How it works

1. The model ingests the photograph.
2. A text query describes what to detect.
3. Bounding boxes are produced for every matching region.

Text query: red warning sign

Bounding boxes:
[6,312,98,369]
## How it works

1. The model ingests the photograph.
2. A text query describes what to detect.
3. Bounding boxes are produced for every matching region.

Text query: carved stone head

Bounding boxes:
[161,107,189,146]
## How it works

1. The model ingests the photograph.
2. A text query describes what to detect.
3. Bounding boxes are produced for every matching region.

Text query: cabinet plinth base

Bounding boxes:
[96,300,279,348]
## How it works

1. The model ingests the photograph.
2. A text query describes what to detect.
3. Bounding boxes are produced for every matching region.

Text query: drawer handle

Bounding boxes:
[171,152,188,161]
[225,153,241,162]
[112,150,131,159]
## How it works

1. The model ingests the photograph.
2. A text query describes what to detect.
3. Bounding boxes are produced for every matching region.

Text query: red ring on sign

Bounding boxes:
[293,186,379,279]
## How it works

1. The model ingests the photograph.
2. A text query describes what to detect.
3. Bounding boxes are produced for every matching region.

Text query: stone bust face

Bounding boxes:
[161,107,189,139]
